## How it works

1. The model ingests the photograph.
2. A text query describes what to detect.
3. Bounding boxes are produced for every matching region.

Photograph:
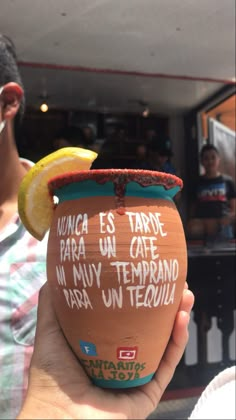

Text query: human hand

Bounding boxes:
[18,283,194,420]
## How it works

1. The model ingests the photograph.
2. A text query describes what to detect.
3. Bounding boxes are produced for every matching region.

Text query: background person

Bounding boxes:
[52,126,84,151]
[130,143,152,170]
[187,143,236,243]
[149,144,177,175]
[0,33,47,419]
[81,125,96,148]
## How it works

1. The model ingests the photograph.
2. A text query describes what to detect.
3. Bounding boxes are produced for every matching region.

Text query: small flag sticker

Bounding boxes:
[117,347,138,360]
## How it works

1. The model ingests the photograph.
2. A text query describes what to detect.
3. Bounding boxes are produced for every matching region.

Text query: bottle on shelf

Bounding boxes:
[229,309,236,361]
[185,311,198,366]
[207,316,222,363]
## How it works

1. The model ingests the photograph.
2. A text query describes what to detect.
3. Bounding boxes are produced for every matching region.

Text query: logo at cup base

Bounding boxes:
[117,346,138,360]
[79,340,97,356]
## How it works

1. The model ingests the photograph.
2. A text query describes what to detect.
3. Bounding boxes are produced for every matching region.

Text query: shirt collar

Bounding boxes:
[0,158,34,242]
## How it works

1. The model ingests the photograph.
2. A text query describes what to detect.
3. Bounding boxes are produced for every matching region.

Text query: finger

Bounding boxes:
[34,282,60,342]
[184,281,188,290]
[171,310,191,351]
[178,289,195,314]
[152,309,190,393]
[31,283,91,387]
[138,295,192,410]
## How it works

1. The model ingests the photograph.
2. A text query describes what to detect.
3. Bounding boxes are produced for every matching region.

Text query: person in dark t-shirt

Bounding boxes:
[196,173,235,219]
[188,144,236,242]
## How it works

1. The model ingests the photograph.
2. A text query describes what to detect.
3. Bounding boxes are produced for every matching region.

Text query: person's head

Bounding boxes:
[136,143,147,159]
[151,144,173,167]
[145,128,156,141]
[53,137,72,150]
[82,126,94,144]
[53,126,84,150]
[0,34,24,140]
[200,143,220,175]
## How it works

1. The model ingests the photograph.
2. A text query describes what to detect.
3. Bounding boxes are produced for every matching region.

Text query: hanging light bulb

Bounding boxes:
[142,107,149,117]
[40,102,49,112]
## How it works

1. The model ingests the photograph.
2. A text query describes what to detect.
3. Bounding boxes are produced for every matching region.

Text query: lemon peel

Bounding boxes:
[18,147,97,240]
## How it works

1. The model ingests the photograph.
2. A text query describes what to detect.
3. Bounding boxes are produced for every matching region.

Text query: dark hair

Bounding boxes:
[200,143,219,159]
[0,33,25,132]
[150,141,173,157]
[55,126,84,146]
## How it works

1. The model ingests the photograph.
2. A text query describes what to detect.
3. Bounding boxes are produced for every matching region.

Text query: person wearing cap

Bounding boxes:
[149,143,177,175]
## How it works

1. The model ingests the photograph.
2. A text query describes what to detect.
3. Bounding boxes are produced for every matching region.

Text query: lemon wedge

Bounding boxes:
[18,147,97,240]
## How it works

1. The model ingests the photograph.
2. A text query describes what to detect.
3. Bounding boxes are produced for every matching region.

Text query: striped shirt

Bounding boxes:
[0,212,47,419]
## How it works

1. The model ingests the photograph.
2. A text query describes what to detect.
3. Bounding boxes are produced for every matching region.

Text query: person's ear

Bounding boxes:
[0,82,23,120]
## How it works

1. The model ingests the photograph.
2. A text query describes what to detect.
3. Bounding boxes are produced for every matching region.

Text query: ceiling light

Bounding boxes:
[40,102,49,112]
[142,107,150,117]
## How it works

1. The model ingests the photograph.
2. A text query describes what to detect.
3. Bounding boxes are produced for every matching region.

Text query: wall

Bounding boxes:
[201,94,236,139]
[169,116,186,179]
[168,116,188,223]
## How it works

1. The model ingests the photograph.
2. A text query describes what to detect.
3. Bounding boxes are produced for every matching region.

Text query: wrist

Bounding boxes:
[17,367,74,420]
[18,394,69,419]
[18,395,128,420]
[18,368,129,420]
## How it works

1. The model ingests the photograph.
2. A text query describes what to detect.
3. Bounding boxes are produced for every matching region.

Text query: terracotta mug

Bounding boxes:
[47,169,187,388]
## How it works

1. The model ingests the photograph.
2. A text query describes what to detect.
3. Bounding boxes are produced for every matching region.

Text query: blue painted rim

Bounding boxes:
[92,372,154,388]
[54,180,180,202]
